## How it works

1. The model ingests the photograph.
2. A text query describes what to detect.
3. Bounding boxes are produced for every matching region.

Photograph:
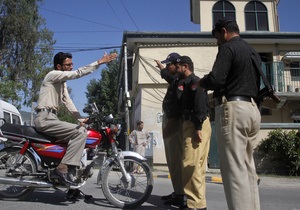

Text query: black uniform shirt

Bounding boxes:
[177,73,209,130]
[200,36,261,98]
[161,69,181,118]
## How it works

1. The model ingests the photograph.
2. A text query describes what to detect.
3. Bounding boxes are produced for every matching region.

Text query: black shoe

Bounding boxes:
[52,168,78,186]
[170,194,187,209]
[164,193,184,205]
[188,208,207,210]
[161,192,175,201]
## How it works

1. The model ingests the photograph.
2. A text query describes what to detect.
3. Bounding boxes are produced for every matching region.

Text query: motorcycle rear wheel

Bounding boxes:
[0,147,37,200]
[101,157,153,209]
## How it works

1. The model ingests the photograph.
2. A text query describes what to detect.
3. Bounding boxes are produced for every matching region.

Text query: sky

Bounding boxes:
[30,0,300,114]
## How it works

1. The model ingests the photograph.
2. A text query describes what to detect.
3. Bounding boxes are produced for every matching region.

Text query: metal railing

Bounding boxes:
[264,62,300,93]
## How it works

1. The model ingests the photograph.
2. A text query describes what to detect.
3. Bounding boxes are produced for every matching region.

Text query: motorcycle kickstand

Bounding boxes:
[66,189,93,200]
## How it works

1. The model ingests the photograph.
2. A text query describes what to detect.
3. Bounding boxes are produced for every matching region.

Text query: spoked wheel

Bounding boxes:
[0,147,37,200]
[102,158,153,209]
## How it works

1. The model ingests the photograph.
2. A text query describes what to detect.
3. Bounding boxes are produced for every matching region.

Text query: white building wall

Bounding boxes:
[132,45,219,164]
[199,0,277,32]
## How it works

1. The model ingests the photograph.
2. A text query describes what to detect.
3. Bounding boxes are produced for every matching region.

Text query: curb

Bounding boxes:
[153,173,223,184]
[205,176,223,183]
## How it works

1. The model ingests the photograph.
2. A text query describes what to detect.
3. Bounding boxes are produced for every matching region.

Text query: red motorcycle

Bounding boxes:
[0,103,153,209]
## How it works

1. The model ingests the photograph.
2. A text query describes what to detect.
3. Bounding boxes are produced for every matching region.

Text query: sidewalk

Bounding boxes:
[152,165,300,186]
[152,165,223,184]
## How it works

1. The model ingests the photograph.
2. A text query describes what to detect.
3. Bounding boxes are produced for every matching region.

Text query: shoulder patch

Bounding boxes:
[191,83,197,91]
[178,84,184,91]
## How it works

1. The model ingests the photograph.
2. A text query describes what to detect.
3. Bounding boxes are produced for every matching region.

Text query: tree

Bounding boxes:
[57,86,78,124]
[0,0,55,113]
[85,50,120,118]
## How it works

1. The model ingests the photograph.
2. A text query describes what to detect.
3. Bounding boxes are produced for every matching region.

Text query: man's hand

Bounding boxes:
[193,130,203,143]
[80,118,89,126]
[154,59,165,70]
[98,52,118,65]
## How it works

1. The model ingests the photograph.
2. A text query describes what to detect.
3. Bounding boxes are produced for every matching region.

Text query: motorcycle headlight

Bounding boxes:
[110,125,119,133]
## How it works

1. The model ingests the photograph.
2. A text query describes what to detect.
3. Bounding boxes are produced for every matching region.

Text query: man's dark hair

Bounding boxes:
[53,52,72,69]
[212,17,240,36]
[178,56,194,72]
[136,120,143,125]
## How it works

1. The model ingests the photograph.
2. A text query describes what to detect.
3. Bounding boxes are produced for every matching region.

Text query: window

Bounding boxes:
[3,112,11,124]
[290,61,300,79]
[212,0,236,26]
[245,1,269,31]
[12,114,21,125]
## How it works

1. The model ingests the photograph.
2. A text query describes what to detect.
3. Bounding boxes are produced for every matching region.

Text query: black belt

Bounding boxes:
[213,96,252,107]
[36,108,57,114]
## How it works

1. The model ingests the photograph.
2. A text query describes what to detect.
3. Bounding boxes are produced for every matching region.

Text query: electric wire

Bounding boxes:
[120,0,140,31]
[53,30,123,33]
[106,0,126,30]
[40,7,124,30]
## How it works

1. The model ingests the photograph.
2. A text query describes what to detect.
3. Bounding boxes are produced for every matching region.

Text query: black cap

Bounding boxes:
[212,17,237,36]
[161,52,180,64]
[177,56,193,64]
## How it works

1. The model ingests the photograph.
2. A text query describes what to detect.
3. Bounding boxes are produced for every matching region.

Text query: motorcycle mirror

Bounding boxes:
[104,114,114,123]
[83,107,92,113]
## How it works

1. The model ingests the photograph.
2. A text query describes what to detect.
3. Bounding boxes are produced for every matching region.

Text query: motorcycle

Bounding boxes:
[0,103,153,209]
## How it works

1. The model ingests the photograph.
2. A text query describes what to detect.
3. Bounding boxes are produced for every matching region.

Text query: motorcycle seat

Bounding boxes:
[1,123,57,143]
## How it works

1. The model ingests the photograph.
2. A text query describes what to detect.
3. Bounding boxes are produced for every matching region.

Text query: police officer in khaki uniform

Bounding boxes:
[34,52,117,186]
[155,53,184,205]
[176,56,211,210]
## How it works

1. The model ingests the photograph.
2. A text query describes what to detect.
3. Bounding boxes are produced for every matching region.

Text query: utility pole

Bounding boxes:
[123,42,131,151]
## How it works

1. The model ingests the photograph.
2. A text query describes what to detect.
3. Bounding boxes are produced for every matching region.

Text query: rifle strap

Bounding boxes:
[251,52,272,91]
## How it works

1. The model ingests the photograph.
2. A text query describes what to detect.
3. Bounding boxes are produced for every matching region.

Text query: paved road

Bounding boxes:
[0,168,299,210]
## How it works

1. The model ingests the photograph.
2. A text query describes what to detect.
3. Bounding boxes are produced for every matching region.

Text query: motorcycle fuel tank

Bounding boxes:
[86,129,102,148]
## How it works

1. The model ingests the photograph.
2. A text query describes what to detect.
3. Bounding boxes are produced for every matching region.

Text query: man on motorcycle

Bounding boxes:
[34,52,117,186]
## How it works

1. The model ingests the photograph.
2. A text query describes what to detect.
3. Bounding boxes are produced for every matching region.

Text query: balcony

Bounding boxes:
[265,61,300,96]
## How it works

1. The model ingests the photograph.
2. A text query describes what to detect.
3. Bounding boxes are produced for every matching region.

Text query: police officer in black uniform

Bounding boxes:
[176,55,211,210]
[155,53,184,206]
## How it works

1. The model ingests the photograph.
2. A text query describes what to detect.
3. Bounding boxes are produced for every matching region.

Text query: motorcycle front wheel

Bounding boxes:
[0,147,37,200]
[101,157,153,209]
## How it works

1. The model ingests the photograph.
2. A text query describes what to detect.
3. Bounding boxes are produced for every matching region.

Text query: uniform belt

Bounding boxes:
[213,96,251,107]
[36,108,57,114]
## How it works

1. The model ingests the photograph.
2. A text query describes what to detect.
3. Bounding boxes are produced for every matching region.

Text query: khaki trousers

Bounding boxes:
[215,97,261,210]
[182,117,211,209]
[34,111,87,166]
[162,116,184,195]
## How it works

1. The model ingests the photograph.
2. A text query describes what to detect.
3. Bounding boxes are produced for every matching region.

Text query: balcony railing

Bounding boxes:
[264,61,300,93]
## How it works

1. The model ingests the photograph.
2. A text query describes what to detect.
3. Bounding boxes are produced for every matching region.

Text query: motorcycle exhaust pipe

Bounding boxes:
[0,177,53,188]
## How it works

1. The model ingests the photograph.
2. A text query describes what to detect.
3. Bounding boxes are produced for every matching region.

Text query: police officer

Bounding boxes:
[176,55,211,210]
[155,53,184,205]
[199,18,261,210]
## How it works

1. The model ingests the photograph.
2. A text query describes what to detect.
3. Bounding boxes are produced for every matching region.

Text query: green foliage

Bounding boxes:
[257,129,300,176]
[85,50,120,117]
[57,105,77,124]
[57,87,77,124]
[0,0,55,109]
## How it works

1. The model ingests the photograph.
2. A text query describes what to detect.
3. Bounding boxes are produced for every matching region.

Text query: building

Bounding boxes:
[117,0,300,166]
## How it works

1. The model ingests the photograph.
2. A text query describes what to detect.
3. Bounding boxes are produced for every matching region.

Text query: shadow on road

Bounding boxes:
[9,188,173,209]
